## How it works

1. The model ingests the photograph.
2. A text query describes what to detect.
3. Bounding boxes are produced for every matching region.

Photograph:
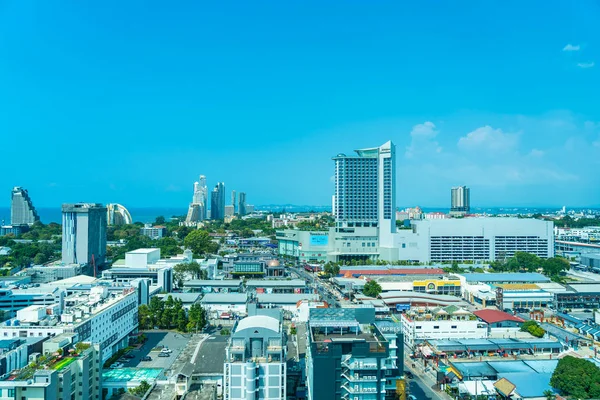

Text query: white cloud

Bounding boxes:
[457,126,518,153]
[405,121,442,158]
[563,44,580,51]
[529,149,544,157]
[410,121,438,139]
[577,62,595,69]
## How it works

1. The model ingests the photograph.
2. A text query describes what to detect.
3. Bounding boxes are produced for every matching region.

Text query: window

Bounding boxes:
[451,325,457,329]
[433,326,439,329]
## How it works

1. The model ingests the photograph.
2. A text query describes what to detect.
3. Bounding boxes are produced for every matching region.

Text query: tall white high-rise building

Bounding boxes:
[333,141,396,232]
[10,187,40,226]
[199,175,208,220]
[451,185,470,214]
[186,175,209,223]
[62,203,107,270]
[329,141,396,261]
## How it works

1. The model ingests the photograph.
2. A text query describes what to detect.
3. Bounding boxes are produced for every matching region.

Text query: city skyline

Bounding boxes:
[1,2,599,208]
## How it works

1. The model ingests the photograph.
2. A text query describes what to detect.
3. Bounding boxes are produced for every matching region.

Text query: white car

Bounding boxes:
[110,362,124,369]
[160,348,172,354]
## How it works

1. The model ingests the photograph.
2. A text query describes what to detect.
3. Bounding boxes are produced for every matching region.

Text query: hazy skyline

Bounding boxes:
[1,2,599,208]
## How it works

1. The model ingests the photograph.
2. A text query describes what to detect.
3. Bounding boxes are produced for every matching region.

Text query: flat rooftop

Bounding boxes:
[195,335,228,374]
[461,273,550,283]
[184,280,242,287]
[127,248,160,254]
[102,368,163,383]
[246,279,306,287]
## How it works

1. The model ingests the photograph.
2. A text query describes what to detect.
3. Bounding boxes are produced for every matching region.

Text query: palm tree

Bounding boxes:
[543,389,554,400]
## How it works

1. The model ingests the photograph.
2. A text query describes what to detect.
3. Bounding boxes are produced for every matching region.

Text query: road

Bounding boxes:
[291,266,340,307]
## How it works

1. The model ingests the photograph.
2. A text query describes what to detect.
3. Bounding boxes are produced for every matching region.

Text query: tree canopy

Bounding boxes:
[550,356,600,399]
[183,230,219,257]
[362,280,382,298]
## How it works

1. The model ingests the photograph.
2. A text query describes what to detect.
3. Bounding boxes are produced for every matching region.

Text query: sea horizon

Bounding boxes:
[0,205,597,226]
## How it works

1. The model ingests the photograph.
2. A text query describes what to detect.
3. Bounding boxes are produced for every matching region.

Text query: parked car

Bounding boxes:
[158,353,170,358]
[583,309,592,313]
[408,395,417,400]
[124,354,135,359]
[141,356,152,361]
[110,362,124,369]
[405,371,414,379]
[160,348,172,354]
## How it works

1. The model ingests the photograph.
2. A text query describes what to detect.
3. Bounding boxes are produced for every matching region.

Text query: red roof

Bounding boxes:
[473,309,524,324]
[339,268,444,276]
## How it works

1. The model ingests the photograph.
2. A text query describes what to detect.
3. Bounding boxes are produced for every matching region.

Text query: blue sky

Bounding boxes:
[1,1,599,208]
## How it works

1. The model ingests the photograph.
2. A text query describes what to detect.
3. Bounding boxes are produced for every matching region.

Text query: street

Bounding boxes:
[290,266,340,307]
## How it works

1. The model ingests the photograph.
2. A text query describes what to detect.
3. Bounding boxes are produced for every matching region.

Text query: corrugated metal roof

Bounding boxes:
[200,293,248,303]
[462,272,550,283]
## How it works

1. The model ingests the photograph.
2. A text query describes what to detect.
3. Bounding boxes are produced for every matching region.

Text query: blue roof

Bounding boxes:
[498,372,554,398]
[555,312,583,325]
[462,272,550,283]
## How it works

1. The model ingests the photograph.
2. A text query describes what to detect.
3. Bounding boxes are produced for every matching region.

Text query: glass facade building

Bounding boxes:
[10,187,39,226]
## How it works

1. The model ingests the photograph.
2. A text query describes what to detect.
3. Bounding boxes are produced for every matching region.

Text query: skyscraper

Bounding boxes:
[62,203,107,272]
[106,203,133,225]
[332,141,396,233]
[186,175,208,224]
[238,192,247,216]
[451,186,470,214]
[199,175,208,220]
[210,182,225,220]
[231,190,236,214]
[11,187,40,226]
[329,141,397,262]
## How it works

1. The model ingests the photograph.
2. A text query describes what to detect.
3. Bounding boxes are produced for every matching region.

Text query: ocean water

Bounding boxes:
[0,207,188,225]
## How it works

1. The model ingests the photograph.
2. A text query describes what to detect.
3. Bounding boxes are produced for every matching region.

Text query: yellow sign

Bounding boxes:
[396,379,406,400]
[413,279,460,290]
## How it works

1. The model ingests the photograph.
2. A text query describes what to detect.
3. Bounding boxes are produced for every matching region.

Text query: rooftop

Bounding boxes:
[102,368,163,383]
[184,280,242,287]
[461,272,550,283]
[200,293,248,303]
[236,315,280,333]
[256,293,319,304]
[473,309,525,324]
[194,335,228,374]
[246,279,306,287]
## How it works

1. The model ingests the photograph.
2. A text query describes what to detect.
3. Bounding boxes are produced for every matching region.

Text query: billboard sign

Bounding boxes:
[310,235,329,246]
[396,303,410,312]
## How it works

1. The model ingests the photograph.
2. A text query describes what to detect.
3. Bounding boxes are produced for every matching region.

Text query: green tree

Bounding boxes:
[543,389,554,400]
[137,304,152,330]
[362,280,382,298]
[514,252,542,272]
[184,230,219,256]
[323,262,340,277]
[542,257,569,277]
[550,356,600,399]
[176,309,188,332]
[155,216,166,225]
[33,253,47,265]
[187,303,207,332]
[149,296,164,328]
[520,320,545,338]
[129,380,152,397]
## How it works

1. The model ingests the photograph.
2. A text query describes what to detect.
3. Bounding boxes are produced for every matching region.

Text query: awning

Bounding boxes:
[420,346,433,357]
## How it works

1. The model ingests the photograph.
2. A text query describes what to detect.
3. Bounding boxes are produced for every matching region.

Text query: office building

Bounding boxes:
[330,141,396,262]
[223,315,286,400]
[211,182,226,220]
[140,223,167,239]
[61,203,107,270]
[0,341,101,400]
[106,203,133,225]
[238,192,247,216]
[399,306,488,348]
[102,248,176,292]
[0,284,138,363]
[231,190,236,214]
[10,187,39,226]
[394,217,554,263]
[199,175,208,220]
[306,307,399,400]
[276,229,330,263]
[0,225,26,237]
[225,205,235,217]
[451,185,470,215]
[187,175,208,224]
